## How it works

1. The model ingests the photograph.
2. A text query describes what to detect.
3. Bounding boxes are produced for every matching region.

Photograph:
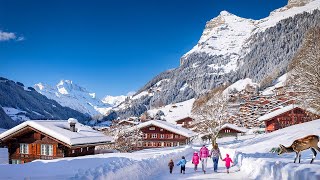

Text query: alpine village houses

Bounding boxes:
[258,104,320,132]
[0,118,113,164]
[218,123,248,137]
[133,120,196,149]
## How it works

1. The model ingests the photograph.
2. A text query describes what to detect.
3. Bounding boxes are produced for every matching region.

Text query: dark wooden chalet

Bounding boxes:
[175,117,193,128]
[0,118,113,164]
[258,105,320,132]
[218,123,248,137]
[133,120,196,149]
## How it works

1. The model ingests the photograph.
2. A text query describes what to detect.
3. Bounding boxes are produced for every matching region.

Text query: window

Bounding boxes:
[145,134,148,139]
[81,148,83,152]
[41,144,53,156]
[12,159,22,164]
[149,127,155,130]
[160,134,164,139]
[151,134,157,138]
[72,150,75,154]
[175,135,179,139]
[160,128,163,131]
[20,143,29,154]
[87,147,89,151]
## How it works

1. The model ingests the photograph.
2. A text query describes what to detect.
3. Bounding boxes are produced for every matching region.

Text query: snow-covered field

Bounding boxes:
[0,146,193,180]
[0,120,319,179]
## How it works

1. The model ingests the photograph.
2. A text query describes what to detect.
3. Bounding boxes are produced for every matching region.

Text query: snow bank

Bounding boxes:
[75,146,193,180]
[0,146,193,179]
[0,148,8,164]
[221,119,320,180]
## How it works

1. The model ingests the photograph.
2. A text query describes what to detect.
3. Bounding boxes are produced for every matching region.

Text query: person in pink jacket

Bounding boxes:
[192,151,200,171]
[222,154,233,173]
[199,145,209,174]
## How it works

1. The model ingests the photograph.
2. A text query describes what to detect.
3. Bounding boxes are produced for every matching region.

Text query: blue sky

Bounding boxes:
[0,0,287,97]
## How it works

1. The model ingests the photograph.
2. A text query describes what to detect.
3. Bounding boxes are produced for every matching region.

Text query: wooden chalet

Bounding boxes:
[118,120,139,126]
[0,118,113,164]
[258,104,320,132]
[175,117,193,128]
[133,120,196,149]
[218,123,248,137]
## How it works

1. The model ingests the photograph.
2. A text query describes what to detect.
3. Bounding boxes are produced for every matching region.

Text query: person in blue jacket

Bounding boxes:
[177,156,187,174]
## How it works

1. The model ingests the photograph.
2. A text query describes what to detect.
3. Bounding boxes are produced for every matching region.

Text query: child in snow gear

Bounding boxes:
[222,154,233,173]
[210,143,222,172]
[199,145,209,174]
[177,156,187,174]
[168,159,174,174]
[192,151,200,171]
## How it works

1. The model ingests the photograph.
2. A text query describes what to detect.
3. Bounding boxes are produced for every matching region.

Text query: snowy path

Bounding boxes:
[155,146,251,180]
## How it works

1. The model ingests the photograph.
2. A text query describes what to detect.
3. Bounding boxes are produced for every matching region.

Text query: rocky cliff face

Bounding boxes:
[106,0,320,120]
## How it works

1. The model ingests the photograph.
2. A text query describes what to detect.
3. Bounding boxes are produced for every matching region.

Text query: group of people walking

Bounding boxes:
[168,144,233,175]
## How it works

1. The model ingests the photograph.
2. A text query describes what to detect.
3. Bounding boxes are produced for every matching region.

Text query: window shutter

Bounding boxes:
[28,144,32,155]
[36,144,41,155]
[53,144,57,156]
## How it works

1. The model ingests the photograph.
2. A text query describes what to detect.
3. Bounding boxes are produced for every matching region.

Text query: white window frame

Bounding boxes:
[151,133,157,138]
[149,127,155,130]
[20,143,29,154]
[87,147,89,151]
[72,150,75,154]
[81,148,83,152]
[160,134,164,139]
[12,159,22,164]
[41,144,53,156]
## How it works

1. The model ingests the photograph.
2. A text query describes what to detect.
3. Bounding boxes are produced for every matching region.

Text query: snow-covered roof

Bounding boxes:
[220,123,248,133]
[118,120,139,125]
[258,104,320,121]
[0,120,113,146]
[135,120,197,138]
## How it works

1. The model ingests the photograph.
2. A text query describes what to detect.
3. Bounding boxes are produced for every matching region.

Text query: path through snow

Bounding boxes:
[155,146,251,180]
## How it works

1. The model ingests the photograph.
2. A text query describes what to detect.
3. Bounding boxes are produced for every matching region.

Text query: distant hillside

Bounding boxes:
[0,77,90,129]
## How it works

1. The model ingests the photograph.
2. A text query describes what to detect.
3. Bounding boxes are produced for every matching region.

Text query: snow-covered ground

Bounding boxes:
[2,107,30,122]
[0,120,319,179]
[0,146,193,179]
[148,98,195,124]
[0,148,8,165]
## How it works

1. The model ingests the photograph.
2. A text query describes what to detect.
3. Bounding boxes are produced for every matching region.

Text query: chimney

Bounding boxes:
[68,118,78,132]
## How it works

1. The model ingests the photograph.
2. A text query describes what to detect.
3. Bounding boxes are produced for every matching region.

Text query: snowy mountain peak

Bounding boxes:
[219,10,235,17]
[182,9,256,65]
[102,95,127,107]
[56,80,88,94]
[34,80,112,116]
[287,0,314,7]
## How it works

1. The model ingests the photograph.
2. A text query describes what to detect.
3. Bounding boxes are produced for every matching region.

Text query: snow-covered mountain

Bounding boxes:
[102,95,127,107]
[0,77,89,129]
[105,0,320,120]
[34,80,113,116]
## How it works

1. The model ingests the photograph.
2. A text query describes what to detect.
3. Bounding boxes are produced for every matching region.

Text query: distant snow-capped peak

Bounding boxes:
[102,95,127,107]
[34,80,112,116]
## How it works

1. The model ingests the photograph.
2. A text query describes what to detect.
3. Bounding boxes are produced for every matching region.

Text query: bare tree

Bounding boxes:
[287,27,320,112]
[103,122,144,152]
[191,86,229,146]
